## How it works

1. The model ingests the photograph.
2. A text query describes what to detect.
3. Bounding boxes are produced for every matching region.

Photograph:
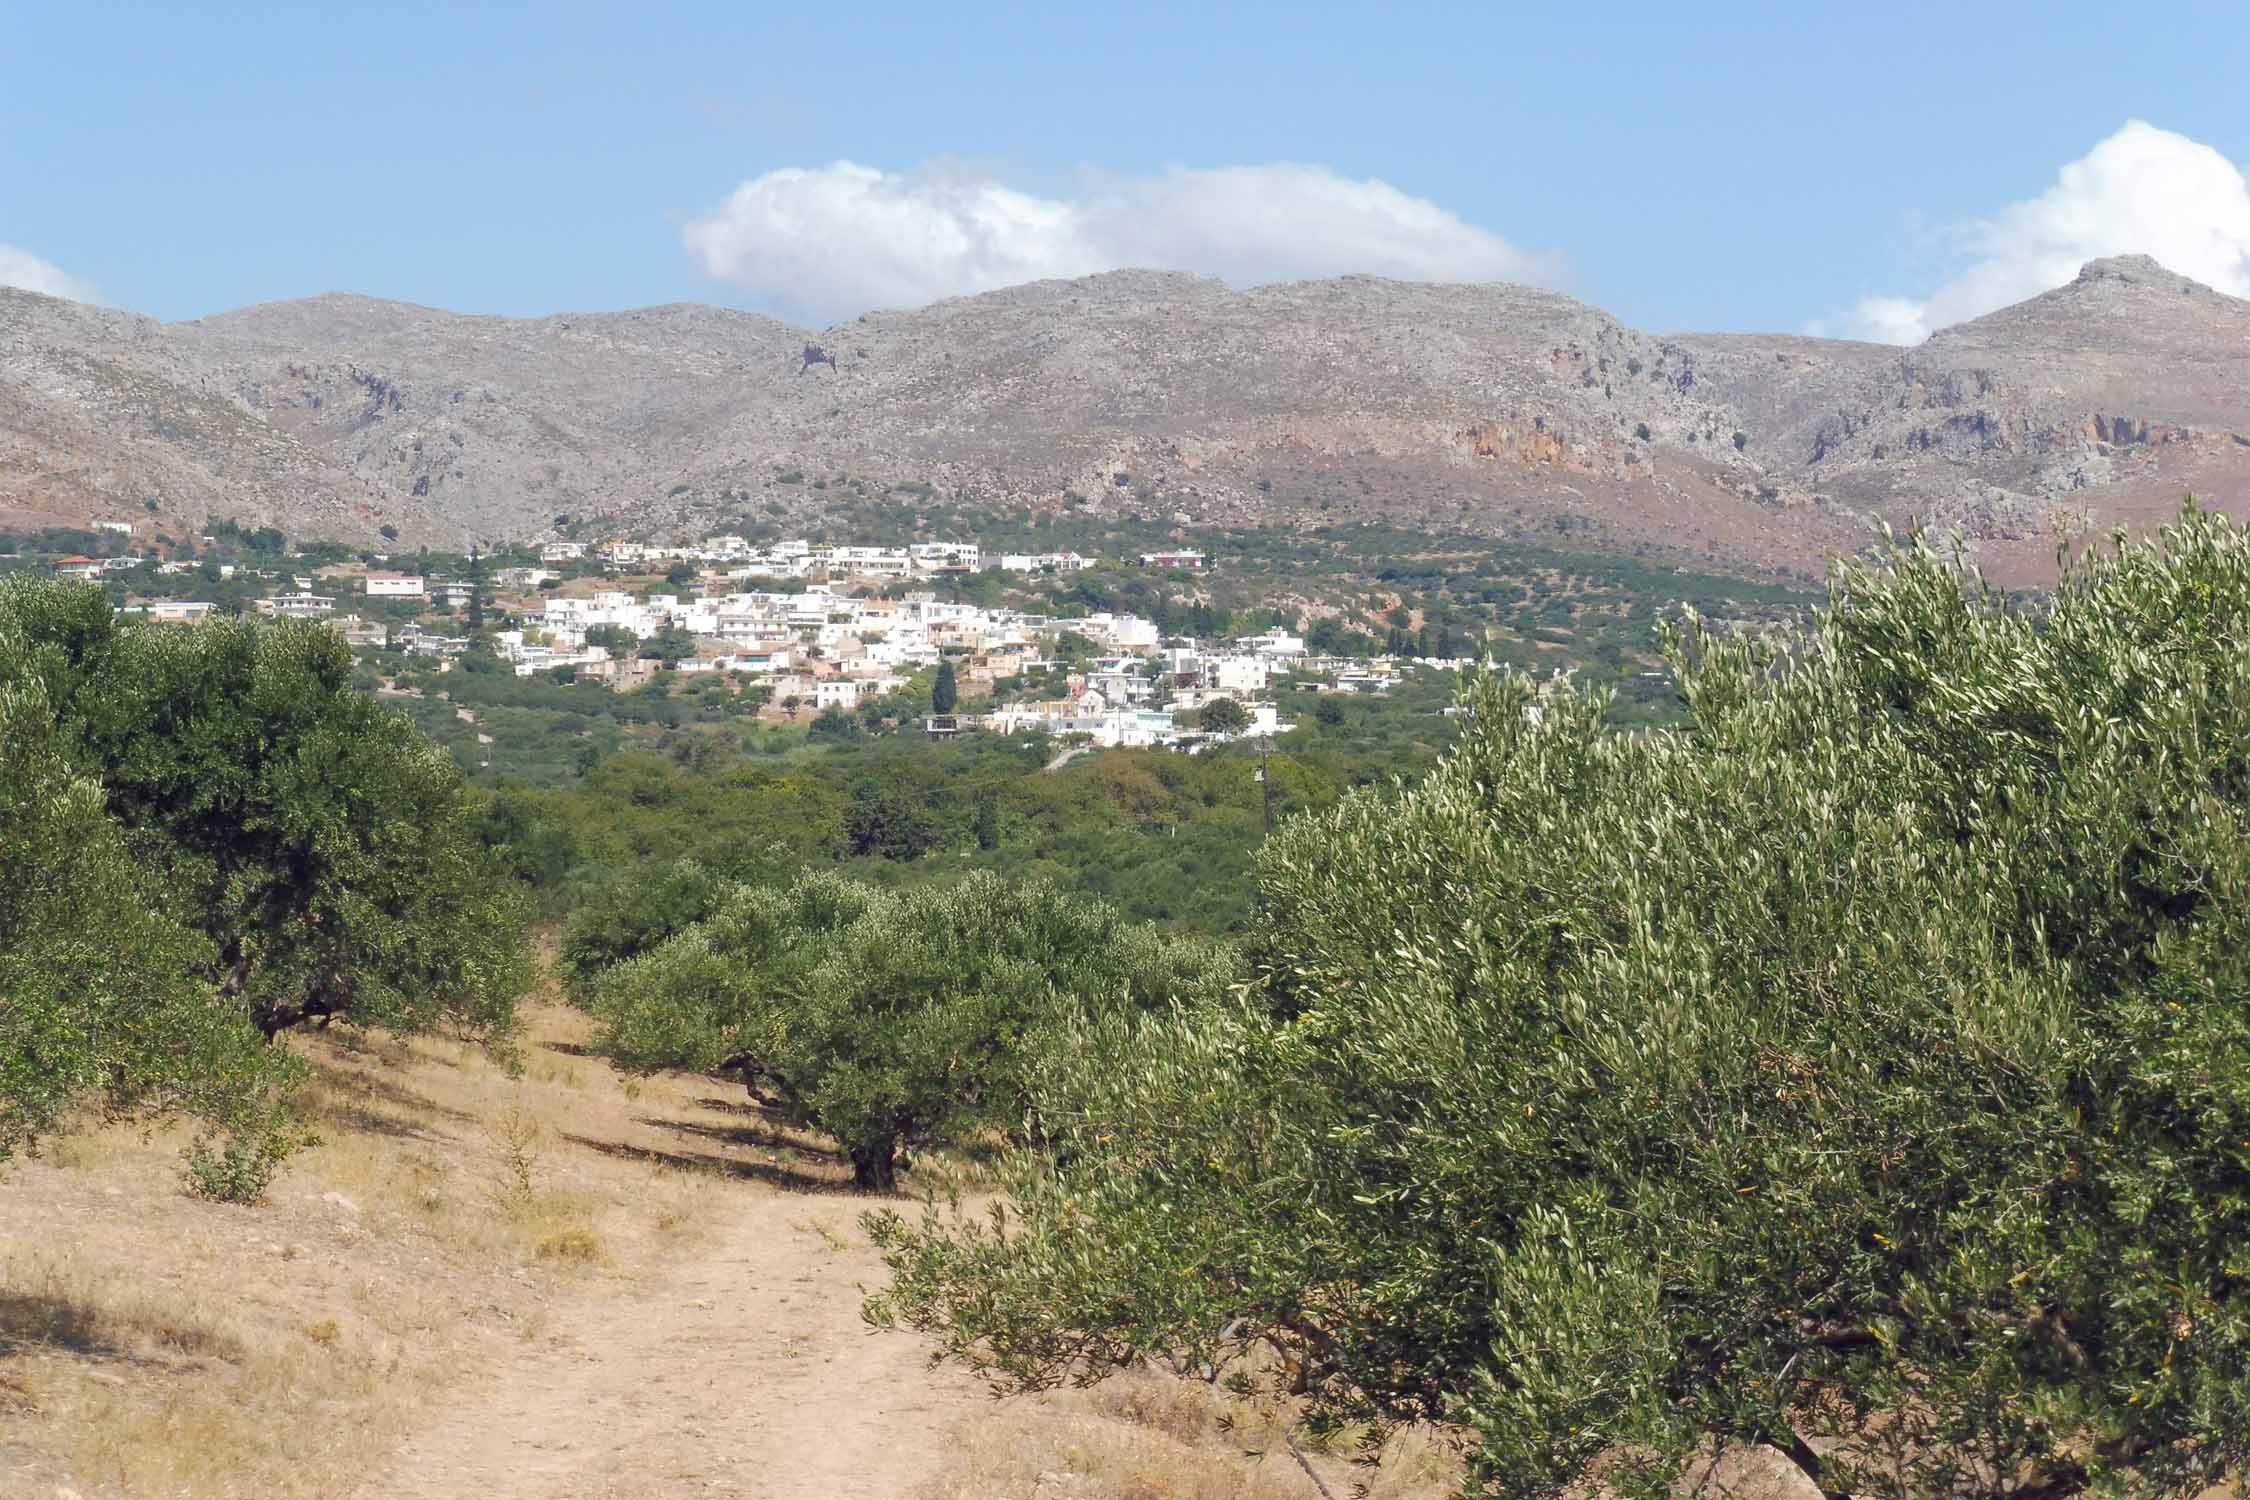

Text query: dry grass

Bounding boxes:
[913,1367,1463,1500]
[0,999,766,1499]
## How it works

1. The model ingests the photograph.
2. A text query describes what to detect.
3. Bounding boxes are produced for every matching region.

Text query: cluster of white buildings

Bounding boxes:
[68,528,1472,754]
[503,584,1140,708]
[534,534,1207,579]
[501,581,1365,747]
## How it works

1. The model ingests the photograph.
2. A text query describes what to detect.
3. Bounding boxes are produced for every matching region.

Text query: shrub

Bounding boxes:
[537,1226,604,1262]
[871,504,2250,1498]
[181,1118,309,1204]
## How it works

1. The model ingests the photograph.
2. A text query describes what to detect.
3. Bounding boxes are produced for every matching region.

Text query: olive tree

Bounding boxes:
[1193,696,1251,735]
[1,626,285,1163]
[870,506,2250,1499]
[593,870,1233,1188]
[1,578,530,1040]
[556,857,723,1000]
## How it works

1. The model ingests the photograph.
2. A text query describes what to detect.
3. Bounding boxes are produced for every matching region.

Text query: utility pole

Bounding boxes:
[467,542,485,635]
[1256,735,1274,836]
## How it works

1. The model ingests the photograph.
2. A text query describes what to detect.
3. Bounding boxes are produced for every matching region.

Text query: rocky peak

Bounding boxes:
[2071,254,2215,296]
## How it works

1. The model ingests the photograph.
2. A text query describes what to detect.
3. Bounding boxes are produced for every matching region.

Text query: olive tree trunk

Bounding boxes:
[849,1138,899,1192]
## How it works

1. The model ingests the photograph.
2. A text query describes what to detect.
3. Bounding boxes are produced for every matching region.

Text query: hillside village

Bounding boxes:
[48,526,1486,752]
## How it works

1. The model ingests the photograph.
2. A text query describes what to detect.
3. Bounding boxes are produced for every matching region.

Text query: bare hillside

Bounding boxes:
[6,255,2247,581]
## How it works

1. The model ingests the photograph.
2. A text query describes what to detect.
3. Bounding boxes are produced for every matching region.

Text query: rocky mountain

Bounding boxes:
[6,254,2246,585]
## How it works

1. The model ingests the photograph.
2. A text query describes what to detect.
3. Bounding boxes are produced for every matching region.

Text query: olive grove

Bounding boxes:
[870,508,2250,1499]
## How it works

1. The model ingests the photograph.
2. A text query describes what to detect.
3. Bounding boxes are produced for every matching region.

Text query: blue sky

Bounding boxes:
[5,1,2249,339]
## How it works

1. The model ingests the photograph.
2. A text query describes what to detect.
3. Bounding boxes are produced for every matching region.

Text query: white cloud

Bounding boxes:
[0,244,98,304]
[683,160,1555,321]
[1829,121,2250,344]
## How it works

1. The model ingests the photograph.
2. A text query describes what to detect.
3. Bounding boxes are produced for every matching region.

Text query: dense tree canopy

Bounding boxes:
[870,508,2250,1499]
[0,639,285,1159]
[0,577,529,1040]
[1193,696,1252,735]
[593,871,1234,1187]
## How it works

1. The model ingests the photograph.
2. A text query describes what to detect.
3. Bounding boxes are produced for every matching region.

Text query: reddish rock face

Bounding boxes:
[1460,418,1593,473]
[2089,413,2185,447]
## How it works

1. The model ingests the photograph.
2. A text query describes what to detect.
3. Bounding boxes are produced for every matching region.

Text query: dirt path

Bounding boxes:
[363,1186,988,1500]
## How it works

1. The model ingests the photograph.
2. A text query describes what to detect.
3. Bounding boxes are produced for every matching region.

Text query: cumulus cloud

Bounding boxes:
[683,160,1554,321]
[1825,121,2250,344]
[0,244,98,304]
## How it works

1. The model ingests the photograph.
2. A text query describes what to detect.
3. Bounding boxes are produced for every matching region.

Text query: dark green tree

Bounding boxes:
[844,783,943,860]
[0,643,288,1164]
[932,659,958,714]
[637,626,697,665]
[467,543,486,633]
[558,858,723,998]
[1,578,531,1039]
[594,872,1233,1188]
[1193,697,1251,735]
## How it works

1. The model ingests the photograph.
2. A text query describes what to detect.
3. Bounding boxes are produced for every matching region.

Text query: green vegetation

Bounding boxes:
[1192,697,1250,734]
[592,871,1232,1187]
[0,577,532,1191]
[0,620,288,1166]
[500,680,1458,941]
[866,507,2250,1498]
[21,486,2250,1482]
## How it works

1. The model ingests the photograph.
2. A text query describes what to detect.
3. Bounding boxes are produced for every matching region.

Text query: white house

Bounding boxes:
[364,573,426,599]
[998,551,1090,573]
[813,679,863,711]
[1206,655,1270,695]
[540,541,587,562]
[1236,630,1306,659]
[121,600,217,625]
[257,592,336,619]
[1074,613,1159,650]
[827,546,913,578]
[910,542,981,572]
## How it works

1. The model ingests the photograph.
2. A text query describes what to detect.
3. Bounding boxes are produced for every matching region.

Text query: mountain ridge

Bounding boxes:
[6,257,2247,585]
